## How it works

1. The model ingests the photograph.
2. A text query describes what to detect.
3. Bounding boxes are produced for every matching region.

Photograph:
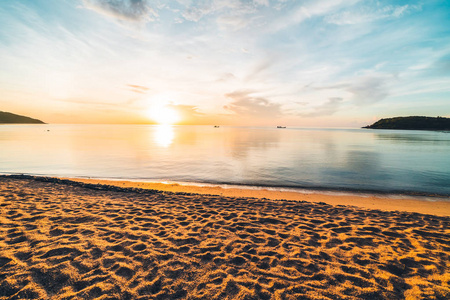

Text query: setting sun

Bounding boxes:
[147,105,180,125]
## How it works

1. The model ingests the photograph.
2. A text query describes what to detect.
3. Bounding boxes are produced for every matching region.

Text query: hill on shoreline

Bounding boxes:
[363,116,450,131]
[0,111,45,124]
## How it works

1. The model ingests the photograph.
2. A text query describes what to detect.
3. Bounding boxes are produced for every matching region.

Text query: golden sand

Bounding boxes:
[0,176,449,299]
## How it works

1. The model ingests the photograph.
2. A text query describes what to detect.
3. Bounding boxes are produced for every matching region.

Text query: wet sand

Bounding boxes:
[66,178,450,217]
[0,175,449,299]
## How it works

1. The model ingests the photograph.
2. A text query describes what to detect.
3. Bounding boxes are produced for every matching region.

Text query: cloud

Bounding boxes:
[429,54,450,76]
[127,84,150,94]
[270,0,360,32]
[182,3,214,22]
[224,90,283,117]
[215,72,237,82]
[300,97,343,117]
[254,0,269,6]
[180,0,269,29]
[165,103,223,125]
[83,0,157,22]
[245,57,276,81]
[169,103,204,117]
[325,4,421,25]
[347,77,389,105]
[315,75,390,106]
[55,97,129,108]
[216,15,253,31]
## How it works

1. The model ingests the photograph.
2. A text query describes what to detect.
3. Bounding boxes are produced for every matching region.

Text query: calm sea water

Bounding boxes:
[1,124,449,196]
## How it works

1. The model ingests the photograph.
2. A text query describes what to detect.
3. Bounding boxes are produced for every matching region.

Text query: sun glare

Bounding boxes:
[154,124,175,147]
[147,104,180,125]
[146,93,182,125]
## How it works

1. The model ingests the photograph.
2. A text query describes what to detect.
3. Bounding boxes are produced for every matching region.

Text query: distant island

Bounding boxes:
[0,111,45,124]
[363,116,450,131]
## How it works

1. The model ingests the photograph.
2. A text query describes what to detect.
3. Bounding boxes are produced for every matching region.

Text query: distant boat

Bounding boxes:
[277,126,286,128]
[214,125,220,128]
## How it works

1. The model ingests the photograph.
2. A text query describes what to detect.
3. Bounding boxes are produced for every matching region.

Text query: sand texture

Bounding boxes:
[0,176,449,300]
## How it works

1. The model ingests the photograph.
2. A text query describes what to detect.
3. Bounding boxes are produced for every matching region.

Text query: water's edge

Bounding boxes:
[2,172,448,201]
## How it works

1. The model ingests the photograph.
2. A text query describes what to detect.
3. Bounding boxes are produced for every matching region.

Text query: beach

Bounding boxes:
[0,175,449,299]
[66,178,450,217]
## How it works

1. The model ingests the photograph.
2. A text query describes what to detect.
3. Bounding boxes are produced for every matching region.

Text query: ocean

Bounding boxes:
[1,124,449,196]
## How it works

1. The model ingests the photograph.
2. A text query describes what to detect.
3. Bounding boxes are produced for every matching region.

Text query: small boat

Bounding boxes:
[277,126,286,128]
[214,125,220,128]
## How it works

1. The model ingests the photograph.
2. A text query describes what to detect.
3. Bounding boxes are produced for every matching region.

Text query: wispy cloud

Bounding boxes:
[216,15,254,31]
[300,97,344,117]
[215,72,237,82]
[429,53,450,76]
[179,0,270,32]
[244,56,277,82]
[127,84,150,94]
[347,76,390,105]
[83,0,157,22]
[269,0,360,33]
[168,104,205,123]
[224,90,283,118]
[53,97,138,111]
[181,3,214,22]
[325,4,421,25]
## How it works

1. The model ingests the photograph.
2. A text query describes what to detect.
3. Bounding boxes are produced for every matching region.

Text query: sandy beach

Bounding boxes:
[0,175,449,299]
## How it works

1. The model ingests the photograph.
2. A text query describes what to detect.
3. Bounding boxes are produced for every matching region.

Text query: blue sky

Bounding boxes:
[0,0,449,126]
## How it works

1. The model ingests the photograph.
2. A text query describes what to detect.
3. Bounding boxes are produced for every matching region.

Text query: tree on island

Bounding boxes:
[363,116,450,131]
[0,111,45,124]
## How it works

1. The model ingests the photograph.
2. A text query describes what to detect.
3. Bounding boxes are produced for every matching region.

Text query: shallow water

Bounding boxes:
[1,124,449,196]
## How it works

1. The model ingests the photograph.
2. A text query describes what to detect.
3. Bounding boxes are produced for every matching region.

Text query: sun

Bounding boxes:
[146,92,183,125]
[147,104,180,125]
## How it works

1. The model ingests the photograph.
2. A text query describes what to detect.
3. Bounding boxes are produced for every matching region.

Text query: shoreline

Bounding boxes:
[65,177,450,217]
[1,174,449,216]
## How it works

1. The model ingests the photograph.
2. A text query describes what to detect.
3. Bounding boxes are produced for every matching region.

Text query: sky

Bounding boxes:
[0,0,449,127]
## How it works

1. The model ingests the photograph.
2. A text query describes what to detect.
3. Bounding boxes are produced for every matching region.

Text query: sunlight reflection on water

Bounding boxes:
[153,125,175,148]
